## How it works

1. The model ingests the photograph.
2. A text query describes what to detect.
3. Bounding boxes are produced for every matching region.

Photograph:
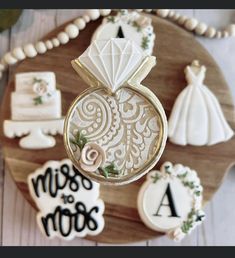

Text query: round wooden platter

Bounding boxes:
[0,13,235,244]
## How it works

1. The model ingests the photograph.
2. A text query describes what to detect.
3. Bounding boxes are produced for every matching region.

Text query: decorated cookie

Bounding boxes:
[3,72,64,149]
[168,60,234,146]
[64,38,167,185]
[92,9,155,55]
[137,162,205,241]
[28,159,105,240]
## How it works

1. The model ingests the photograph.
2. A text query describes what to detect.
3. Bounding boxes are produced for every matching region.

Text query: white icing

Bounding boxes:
[142,177,192,232]
[11,91,61,120]
[79,38,146,93]
[11,72,61,121]
[15,72,56,92]
[68,88,160,177]
[28,159,105,240]
[138,161,205,241]
[92,10,155,55]
[4,71,63,149]
[168,61,234,146]
[4,119,64,149]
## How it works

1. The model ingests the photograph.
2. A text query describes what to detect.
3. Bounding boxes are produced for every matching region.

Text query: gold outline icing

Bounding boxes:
[64,56,168,185]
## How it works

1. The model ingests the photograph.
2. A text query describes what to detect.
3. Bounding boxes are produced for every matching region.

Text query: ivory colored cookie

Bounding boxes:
[137,162,205,241]
[64,38,167,185]
[28,159,105,240]
[92,9,155,55]
[168,60,234,146]
[3,71,64,149]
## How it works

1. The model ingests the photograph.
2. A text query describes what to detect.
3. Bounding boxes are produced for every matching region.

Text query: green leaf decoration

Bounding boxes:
[132,21,141,32]
[0,9,22,33]
[70,131,88,150]
[177,171,188,179]
[141,36,150,50]
[99,163,120,178]
[181,220,193,234]
[33,96,43,105]
[151,173,160,183]
[183,181,195,189]
[107,16,115,23]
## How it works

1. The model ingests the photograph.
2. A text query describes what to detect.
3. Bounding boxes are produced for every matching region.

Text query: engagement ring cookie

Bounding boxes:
[28,159,105,240]
[64,38,167,185]
[92,9,155,55]
[137,162,205,241]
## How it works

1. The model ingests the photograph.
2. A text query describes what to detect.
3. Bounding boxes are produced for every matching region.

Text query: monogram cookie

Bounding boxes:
[137,162,205,241]
[92,9,155,55]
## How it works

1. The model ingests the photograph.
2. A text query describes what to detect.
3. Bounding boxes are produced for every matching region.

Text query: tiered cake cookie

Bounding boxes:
[64,38,167,185]
[11,72,61,121]
[92,10,155,55]
[138,162,205,241]
[4,71,64,149]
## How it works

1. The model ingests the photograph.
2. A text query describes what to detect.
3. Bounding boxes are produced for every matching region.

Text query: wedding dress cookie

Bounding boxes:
[138,162,205,241]
[92,9,155,55]
[168,60,234,146]
[64,38,167,185]
[3,72,64,149]
[28,159,105,240]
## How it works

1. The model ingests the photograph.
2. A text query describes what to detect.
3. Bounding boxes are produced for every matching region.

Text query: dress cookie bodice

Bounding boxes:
[185,62,206,86]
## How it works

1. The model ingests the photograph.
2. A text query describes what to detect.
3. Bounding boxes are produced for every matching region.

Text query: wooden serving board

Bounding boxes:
[0,14,235,244]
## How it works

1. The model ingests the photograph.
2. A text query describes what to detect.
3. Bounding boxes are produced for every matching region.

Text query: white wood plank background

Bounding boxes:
[0,9,235,246]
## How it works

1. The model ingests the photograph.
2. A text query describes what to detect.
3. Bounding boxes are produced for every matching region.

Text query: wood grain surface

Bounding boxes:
[0,10,235,245]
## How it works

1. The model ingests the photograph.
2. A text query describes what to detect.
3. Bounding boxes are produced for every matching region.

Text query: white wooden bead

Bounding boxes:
[222,30,229,38]
[168,10,175,18]
[82,15,90,23]
[4,52,18,65]
[65,24,79,39]
[136,9,143,12]
[205,27,216,38]
[12,47,26,60]
[185,18,198,31]
[145,9,152,13]
[156,9,170,18]
[35,41,47,54]
[195,22,208,35]
[52,38,60,47]
[171,13,180,21]
[178,15,187,25]
[100,9,111,16]
[85,9,100,21]
[226,24,235,37]
[23,44,37,58]
[57,32,69,44]
[74,18,86,30]
[45,40,53,49]
[216,31,222,38]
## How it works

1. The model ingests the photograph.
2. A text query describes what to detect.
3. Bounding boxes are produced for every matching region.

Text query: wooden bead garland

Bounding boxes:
[0,9,234,81]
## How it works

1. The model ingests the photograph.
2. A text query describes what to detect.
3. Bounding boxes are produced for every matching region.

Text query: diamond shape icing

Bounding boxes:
[79,39,146,92]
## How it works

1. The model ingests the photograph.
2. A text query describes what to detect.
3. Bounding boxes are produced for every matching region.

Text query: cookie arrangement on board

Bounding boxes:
[1,9,235,243]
